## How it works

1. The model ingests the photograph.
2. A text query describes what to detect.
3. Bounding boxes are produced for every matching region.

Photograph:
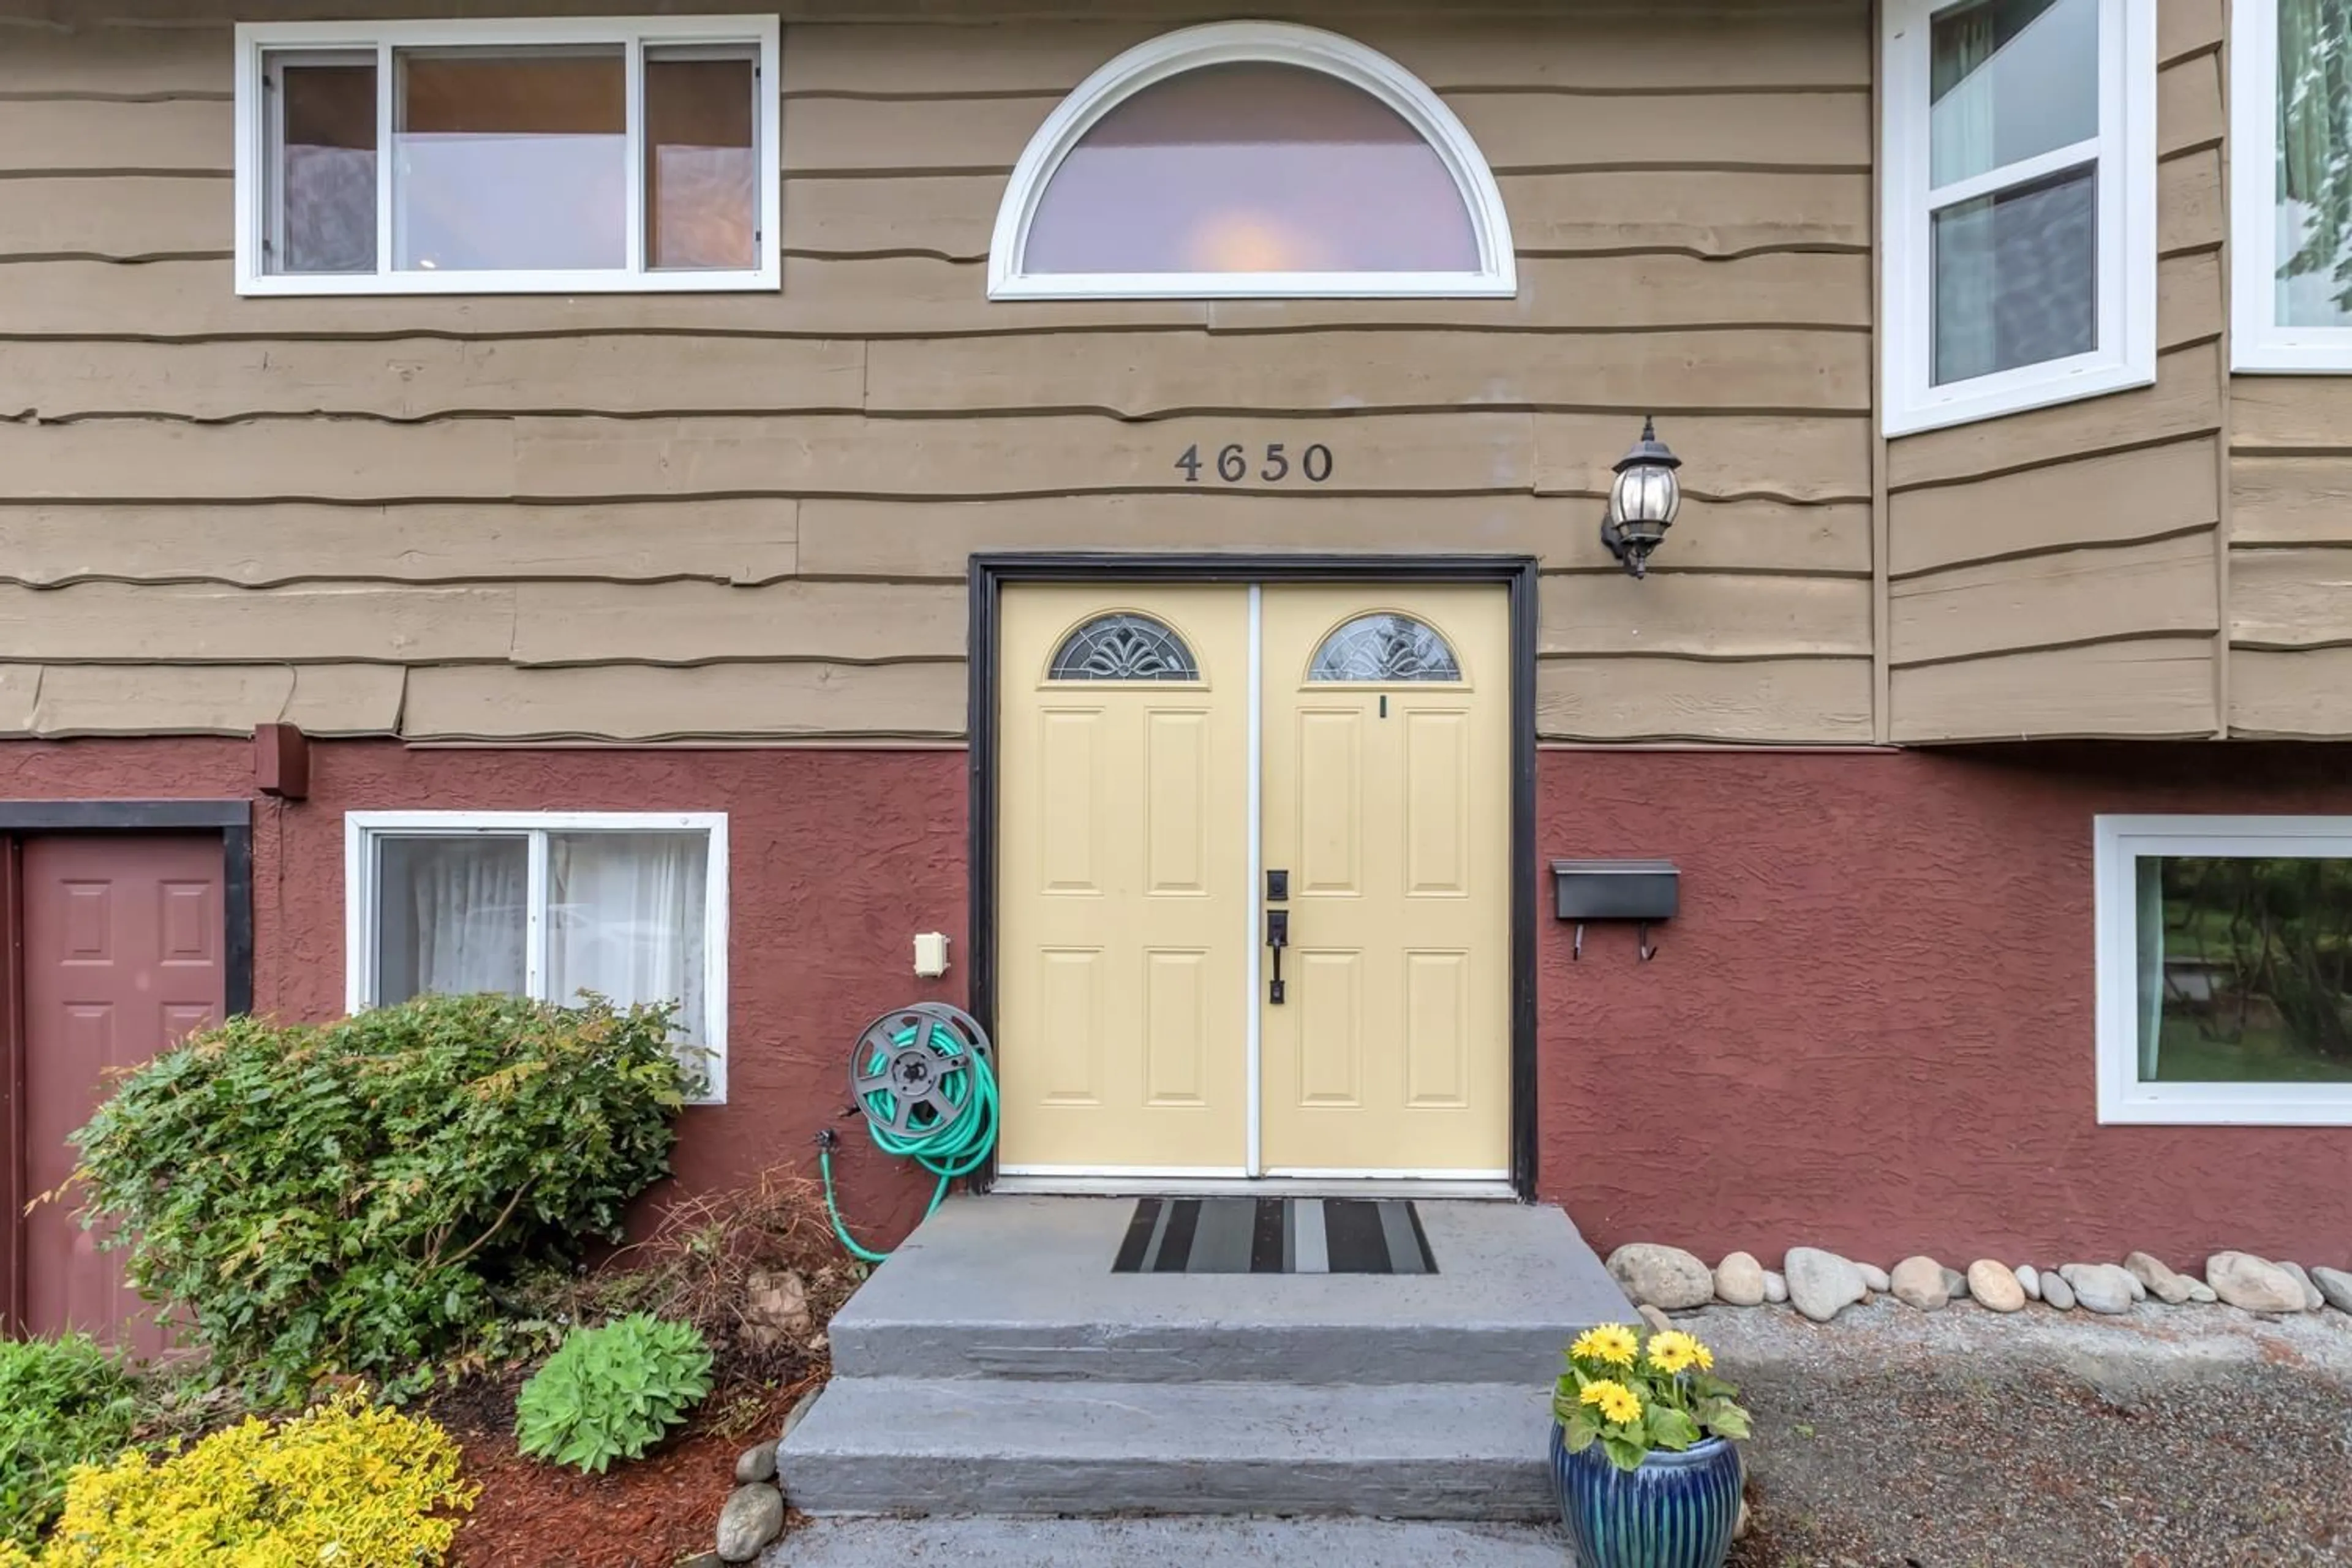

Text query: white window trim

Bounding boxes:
[343,810,730,1104]
[987,20,1516,301]
[2228,0,2352,371]
[1879,0,2157,436]
[2094,814,2352,1126]
[233,15,781,297]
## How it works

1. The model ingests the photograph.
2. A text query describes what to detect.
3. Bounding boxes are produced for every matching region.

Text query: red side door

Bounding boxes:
[21,834,225,1354]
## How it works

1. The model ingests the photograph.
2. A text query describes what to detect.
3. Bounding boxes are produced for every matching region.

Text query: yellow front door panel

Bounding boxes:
[995,580,1510,1182]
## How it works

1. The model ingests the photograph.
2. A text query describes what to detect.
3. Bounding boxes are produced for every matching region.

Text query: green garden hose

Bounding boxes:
[820,1002,998,1264]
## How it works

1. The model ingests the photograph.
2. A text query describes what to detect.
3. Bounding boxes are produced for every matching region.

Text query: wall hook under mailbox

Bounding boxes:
[1570,921,1660,962]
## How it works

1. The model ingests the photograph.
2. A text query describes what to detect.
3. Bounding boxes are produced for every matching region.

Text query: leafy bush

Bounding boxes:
[0,1392,473,1568]
[515,1315,714,1473]
[0,1337,138,1550]
[72,993,696,1402]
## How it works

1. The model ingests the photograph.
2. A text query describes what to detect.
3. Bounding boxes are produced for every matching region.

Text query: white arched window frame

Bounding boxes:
[988,21,1517,301]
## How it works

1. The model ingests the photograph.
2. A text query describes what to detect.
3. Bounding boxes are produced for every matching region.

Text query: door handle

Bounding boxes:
[1266,909,1289,1005]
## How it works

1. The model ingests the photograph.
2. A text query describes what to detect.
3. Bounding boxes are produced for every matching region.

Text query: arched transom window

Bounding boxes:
[990,21,1515,300]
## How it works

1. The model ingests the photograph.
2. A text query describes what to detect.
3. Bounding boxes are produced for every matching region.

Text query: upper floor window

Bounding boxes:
[2095,816,2352,1125]
[2231,0,2352,371]
[989,21,1515,300]
[1880,0,2156,434]
[233,17,780,296]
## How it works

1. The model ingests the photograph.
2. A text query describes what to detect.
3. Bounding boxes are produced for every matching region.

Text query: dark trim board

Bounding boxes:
[0,799,254,1332]
[967,554,1542,1200]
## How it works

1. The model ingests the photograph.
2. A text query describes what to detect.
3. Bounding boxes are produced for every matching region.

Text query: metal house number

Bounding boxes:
[1174,442,1335,485]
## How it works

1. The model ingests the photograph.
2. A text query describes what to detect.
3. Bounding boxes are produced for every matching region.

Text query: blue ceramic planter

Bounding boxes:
[1550,1423,1743,1568]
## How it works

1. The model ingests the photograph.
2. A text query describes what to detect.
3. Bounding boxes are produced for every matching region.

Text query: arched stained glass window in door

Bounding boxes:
[1308,612,1461,682]
[1048,612,1202,680]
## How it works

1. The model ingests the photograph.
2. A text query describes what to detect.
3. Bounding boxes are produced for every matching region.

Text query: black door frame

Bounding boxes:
[967,554,1540,1199]
[0,799,252,1336]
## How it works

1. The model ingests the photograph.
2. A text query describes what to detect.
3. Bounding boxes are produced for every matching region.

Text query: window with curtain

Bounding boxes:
[352,813,728,1099]
[2230,0,2352,368]
[1881,0,2155,434]
[236,17,776,296]
[2095,816,2352,1125]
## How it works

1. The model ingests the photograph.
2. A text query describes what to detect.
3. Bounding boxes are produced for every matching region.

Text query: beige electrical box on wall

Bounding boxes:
[913,932,951,978]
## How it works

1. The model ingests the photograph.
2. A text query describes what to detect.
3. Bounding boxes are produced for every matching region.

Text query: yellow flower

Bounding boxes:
[1578,1379,1644,1425]
[1570,1324,1639,1368]
[1691,1340,1715,1373]
[1646,1330,1702,1374]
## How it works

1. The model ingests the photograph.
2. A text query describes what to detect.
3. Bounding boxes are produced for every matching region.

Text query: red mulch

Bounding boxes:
[428,1365,820,1568]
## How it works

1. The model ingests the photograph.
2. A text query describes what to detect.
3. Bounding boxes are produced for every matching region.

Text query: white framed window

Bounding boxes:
[344,811,729,1102]
[2230,0,2352,371]
[1880,0,2156,435]
[2095,815,2352,1125]
[233,16,780,296]
[988,21,1515,300]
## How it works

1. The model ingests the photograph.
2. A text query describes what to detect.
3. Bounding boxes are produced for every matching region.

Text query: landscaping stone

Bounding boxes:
[2059,1264,2136,1316]
[1607,1243,1715,1311]
[1889,1256,1949,1311]
[736,1440,779,1485]
[717,1484,786,1562]
[2125,1251,2195,1306]
[782,1385,823,1444]
[2278,1261,2327,1313]
[679,1555,723,1568]
[1856,1263,1891,1294]
[1943,1267,1970,1302]
[2312,1267,2352,1314]
[1638,1303,1675,1336]
[744,1268,814,1351]
[1762,1270,1789,1305]
[1968,1261,2026,1313]
[1784,1248,1868,1324]
[2015,1264,2041,1302]
[2206,1252,2309,1314]
[2187,1282,2218,1303]
[2042,1272,2076,1311]
[1714,1251,1766,1307]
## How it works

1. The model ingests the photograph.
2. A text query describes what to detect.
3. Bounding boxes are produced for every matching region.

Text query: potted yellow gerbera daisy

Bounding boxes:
[1550,1322,1751,1568]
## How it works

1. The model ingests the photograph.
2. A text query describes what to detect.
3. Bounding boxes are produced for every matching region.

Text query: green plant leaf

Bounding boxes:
[1695,1396,1752,1441]
[1600,1434,1648,1473]
[1644,1404,1700,1452]
[1556,1409,1601,1452]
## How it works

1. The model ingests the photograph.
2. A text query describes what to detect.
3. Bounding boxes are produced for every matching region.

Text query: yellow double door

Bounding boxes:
[997,582,1511,1182]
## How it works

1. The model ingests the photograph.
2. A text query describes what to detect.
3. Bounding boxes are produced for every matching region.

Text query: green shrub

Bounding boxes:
[0,1391,473,1568]
[515,1314,714,1474]
[72,993,696,1403]
[0,1336,138,1550]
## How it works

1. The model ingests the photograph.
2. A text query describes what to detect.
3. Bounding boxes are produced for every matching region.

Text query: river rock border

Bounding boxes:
[1605,1242,2352,1325]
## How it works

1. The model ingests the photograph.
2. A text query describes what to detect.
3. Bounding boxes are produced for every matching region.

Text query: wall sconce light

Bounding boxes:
[1598,417,1683,580]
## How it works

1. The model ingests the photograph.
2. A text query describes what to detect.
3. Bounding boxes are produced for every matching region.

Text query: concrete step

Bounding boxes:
[761,1516,1571,1567]
[780,1376,1556,1520]
[828,1196,1626,1385]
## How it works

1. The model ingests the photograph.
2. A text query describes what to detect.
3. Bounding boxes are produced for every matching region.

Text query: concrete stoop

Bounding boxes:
[780,1196,1625,1520]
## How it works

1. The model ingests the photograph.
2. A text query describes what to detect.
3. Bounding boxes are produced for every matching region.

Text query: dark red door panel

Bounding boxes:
[22,834,225,1354]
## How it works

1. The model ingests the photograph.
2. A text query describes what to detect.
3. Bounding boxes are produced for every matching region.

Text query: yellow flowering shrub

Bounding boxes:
[8,1393,475,1567]
[1555,1323,1751,1472]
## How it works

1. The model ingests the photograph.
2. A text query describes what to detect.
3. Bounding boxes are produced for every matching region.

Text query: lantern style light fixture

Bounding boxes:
[1599,417,1683,579]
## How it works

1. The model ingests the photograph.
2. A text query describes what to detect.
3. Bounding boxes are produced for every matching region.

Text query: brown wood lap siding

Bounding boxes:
[0,1,1873,745]
[1882,0,2231,744]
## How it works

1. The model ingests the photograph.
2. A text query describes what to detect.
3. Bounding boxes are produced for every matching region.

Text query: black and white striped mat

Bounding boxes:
[1112,1197,1437,1275]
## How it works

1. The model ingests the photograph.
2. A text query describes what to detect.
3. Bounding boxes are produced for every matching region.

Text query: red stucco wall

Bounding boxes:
[1536,744,2352,1267]
[3,738,2346,1268]
[0,739,966,1250]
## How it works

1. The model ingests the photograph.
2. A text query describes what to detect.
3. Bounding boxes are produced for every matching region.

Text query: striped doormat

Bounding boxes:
[1112,1197,1437,1275]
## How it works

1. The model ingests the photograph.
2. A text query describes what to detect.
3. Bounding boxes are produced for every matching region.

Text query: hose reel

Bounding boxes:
[820,1001,998,1264]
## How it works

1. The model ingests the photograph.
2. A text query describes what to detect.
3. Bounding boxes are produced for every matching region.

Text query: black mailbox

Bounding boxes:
[1550,859,1679,922]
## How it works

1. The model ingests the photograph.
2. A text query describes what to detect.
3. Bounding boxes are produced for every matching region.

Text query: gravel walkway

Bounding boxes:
[1708,1298,2352,1566]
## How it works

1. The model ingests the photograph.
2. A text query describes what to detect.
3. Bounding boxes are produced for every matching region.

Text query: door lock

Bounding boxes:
[1267,869,1289,902]
[1265,908,1289,1005]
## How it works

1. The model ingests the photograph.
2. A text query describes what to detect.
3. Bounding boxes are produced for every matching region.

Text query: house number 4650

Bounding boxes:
[1175,442,1334,484]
